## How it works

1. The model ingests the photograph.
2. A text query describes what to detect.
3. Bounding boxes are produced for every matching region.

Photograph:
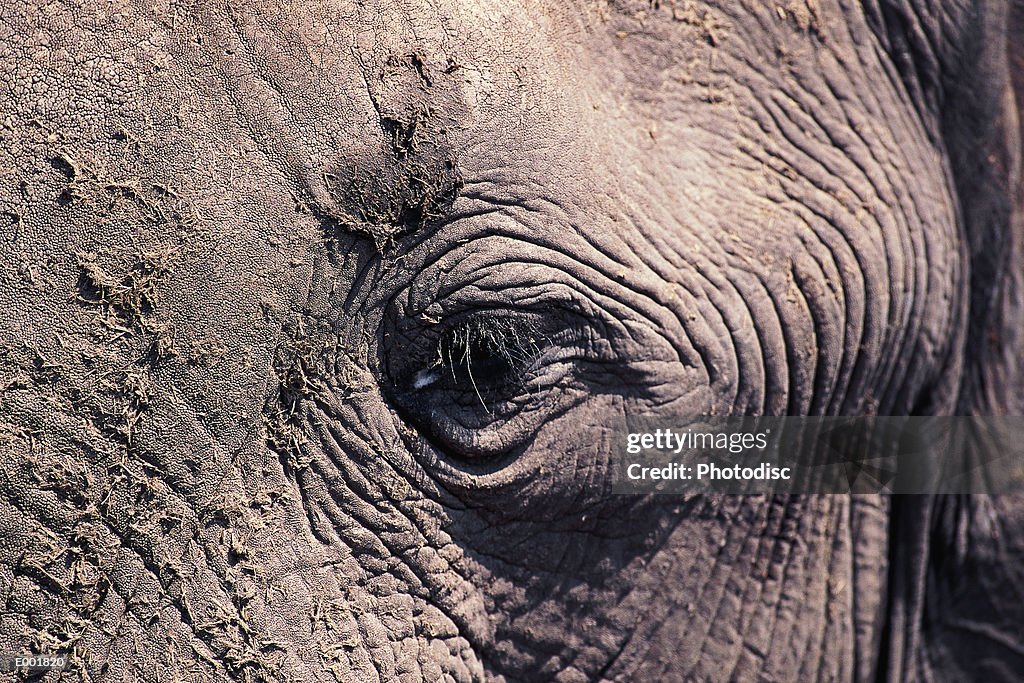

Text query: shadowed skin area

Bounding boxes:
[1,1,1023,681]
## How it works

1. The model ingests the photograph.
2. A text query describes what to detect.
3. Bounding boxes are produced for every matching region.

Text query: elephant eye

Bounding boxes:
[412,315,542,405]
[385,309,584,464]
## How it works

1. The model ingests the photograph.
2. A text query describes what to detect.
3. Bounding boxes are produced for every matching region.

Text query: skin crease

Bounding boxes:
[0,1,1022,682]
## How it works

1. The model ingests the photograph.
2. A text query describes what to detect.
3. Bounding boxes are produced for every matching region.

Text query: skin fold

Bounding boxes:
[1,1,1022,680]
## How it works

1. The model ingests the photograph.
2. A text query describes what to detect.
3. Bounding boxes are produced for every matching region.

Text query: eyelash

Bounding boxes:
[410,314,548,394]
[382,304,611,463]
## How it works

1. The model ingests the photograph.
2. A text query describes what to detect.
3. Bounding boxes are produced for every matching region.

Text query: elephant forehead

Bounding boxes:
[144,1,584,238]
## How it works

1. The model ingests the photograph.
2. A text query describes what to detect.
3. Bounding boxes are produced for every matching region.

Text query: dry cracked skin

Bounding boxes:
[1,1,1024,681]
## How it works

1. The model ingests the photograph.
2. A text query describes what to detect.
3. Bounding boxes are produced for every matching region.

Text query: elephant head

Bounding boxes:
[2,1,1023,680]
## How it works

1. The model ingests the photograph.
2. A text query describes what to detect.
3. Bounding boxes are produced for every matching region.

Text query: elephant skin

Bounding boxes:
[1,1,1023,681]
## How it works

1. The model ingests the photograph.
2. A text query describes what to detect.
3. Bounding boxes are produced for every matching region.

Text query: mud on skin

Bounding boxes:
[1,1,1024,681]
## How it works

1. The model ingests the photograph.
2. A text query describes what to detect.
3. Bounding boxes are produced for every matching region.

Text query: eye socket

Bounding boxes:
[384,309,587,465]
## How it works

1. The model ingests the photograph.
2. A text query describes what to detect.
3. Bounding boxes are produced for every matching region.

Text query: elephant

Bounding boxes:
[2,0,1023,680]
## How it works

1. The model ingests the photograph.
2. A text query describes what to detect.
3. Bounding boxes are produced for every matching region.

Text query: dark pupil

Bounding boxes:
[453,337,514,385]
[439,317,534,392]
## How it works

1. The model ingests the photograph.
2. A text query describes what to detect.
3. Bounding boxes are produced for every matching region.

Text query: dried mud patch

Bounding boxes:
[76,246,180,360]
[263,318,320,476]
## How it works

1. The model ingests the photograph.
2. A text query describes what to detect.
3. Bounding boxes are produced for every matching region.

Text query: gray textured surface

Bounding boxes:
[1,1,1022,680]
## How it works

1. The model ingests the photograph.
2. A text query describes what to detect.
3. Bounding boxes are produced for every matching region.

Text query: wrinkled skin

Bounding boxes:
[2,1,1023,681]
